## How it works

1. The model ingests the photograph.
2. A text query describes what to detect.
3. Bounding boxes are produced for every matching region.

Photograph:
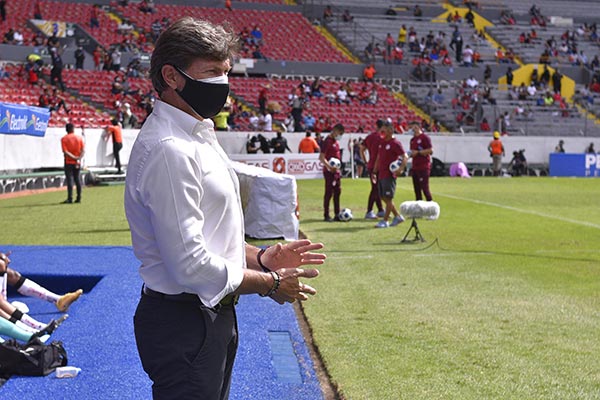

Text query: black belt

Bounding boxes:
[142,286,238,307]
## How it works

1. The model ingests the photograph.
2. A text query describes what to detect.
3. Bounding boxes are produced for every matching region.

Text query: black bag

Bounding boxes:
[0,338,68,377]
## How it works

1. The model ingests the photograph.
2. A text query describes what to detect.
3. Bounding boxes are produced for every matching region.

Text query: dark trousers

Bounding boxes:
[367,169,383,213]
[134,292,238,400]
[113,142,123,172]
[51,66,64,91]
[411,169,432,201]
[323,170,341,219]
[64,164,81,201]
[291,108,303,132]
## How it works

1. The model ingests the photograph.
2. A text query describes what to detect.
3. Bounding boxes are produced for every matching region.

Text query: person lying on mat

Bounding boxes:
[0,313,67,344]
[0,252,83,312]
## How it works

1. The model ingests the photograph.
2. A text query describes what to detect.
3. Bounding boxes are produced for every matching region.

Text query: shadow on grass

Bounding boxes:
[0,202,66,208]
[73,228,131,234]
[340,239,600,263]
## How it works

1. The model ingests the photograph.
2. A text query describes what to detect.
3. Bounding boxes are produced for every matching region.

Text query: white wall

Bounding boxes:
[0,127,138,171]
[0,128,595,171]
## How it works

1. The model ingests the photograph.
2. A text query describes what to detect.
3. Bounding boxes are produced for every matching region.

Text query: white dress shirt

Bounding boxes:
[124,100,245,308]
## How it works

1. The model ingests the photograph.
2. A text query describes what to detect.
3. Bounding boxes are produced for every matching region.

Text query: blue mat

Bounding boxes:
[0,246,322,400]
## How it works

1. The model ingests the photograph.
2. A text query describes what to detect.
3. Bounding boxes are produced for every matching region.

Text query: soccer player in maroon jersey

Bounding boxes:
[408,121,434,201]
[319,124,345,222]
[373,122,407,228]
[360,119,384,219]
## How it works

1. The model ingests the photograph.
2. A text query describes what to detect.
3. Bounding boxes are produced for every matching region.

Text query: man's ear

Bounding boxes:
[161,64,180,90]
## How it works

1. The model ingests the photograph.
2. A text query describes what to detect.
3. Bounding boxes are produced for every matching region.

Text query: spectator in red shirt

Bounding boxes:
[393,46,404,64]
[480,117,491,131]
[49,88,70,114]
[33,1,43,19]
[90,4,100,29]
[38,87,51,108]
[258,84,269,115]
[319,124,345,222]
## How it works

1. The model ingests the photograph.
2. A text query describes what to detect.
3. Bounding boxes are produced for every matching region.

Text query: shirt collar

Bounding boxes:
[153,99,216,139]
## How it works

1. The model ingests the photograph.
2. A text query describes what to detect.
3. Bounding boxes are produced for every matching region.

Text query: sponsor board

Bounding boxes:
[549,153,599,177]
[0,103,50,137]
[231,154,322,179]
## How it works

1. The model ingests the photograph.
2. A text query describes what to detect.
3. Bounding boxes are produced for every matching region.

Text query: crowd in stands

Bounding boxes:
[361,13,505,74]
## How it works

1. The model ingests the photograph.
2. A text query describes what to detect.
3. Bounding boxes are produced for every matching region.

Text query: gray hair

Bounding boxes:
[150,17,239,95]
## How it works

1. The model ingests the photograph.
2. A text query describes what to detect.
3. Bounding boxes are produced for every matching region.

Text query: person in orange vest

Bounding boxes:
[105,118,124,174]
[488,131,505,176]
[298,132,320,153]
[363,63,376,82]
[60,123,85,203]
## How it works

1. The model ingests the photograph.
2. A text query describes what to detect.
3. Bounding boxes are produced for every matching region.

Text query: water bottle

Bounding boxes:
[55,366,81,378]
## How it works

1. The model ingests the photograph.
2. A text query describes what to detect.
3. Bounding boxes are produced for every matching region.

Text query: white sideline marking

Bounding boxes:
[436,193,600,230]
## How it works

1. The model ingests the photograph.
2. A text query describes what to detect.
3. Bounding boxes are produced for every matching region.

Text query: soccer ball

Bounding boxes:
[389,157,403,173]
[328,157,341,169]
[338,208,353,222]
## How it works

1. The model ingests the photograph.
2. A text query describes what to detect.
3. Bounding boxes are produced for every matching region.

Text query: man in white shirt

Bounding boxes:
[124,17,325,400]
[527,82,537,98]
[336,85,349,104]
[462,45,474,67]
[466,75,479,88]
[258,110,272,131]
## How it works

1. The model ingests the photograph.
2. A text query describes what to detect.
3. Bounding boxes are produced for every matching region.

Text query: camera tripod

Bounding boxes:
[401,218,425,243]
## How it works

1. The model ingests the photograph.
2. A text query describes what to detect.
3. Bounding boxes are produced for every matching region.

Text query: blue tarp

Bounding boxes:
[0,102,50,137]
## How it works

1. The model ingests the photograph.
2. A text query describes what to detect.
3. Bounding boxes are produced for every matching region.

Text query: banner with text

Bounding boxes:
[230,154,322,179]
[0,103,50,137]
[31,20,68,37]
[549,153,599,177]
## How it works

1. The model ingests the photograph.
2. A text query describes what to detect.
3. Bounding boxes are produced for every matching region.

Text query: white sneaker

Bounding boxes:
[376,211,385,218]
[375,220,389,228]
[390,215,405,226]
[364,211,377,219]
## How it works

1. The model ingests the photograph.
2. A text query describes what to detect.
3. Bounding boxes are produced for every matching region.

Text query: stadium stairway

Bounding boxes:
[313,25,362,64]
[392,90,443,130]
[434,4,525,66]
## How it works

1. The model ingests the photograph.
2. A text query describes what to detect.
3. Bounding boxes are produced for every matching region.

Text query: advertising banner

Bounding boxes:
[230,154,322,180]
[0,103,50,137]
[549,153,599,177]
[31,20,68,37]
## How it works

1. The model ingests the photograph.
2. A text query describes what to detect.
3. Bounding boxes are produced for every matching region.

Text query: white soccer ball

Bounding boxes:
[338,208,353,222]
[389,157,403,173]
[328,157,341,169]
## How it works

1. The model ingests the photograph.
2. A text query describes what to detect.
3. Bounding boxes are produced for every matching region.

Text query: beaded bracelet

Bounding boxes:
[257,247,270,272]
[260,271,281,297]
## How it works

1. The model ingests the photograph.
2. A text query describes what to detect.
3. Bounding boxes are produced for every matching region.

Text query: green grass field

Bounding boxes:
[1,177,599,399]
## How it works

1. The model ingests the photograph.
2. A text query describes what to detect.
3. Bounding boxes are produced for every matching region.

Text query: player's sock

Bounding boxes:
[15,320,38,333]
[0,315,35,342]
[28,315,68,342]
[15,277,60,304]
[0,270,6,300]
[10,308,46,330]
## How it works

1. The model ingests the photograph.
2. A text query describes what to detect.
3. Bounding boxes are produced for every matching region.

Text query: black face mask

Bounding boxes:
[173,66,230,119]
